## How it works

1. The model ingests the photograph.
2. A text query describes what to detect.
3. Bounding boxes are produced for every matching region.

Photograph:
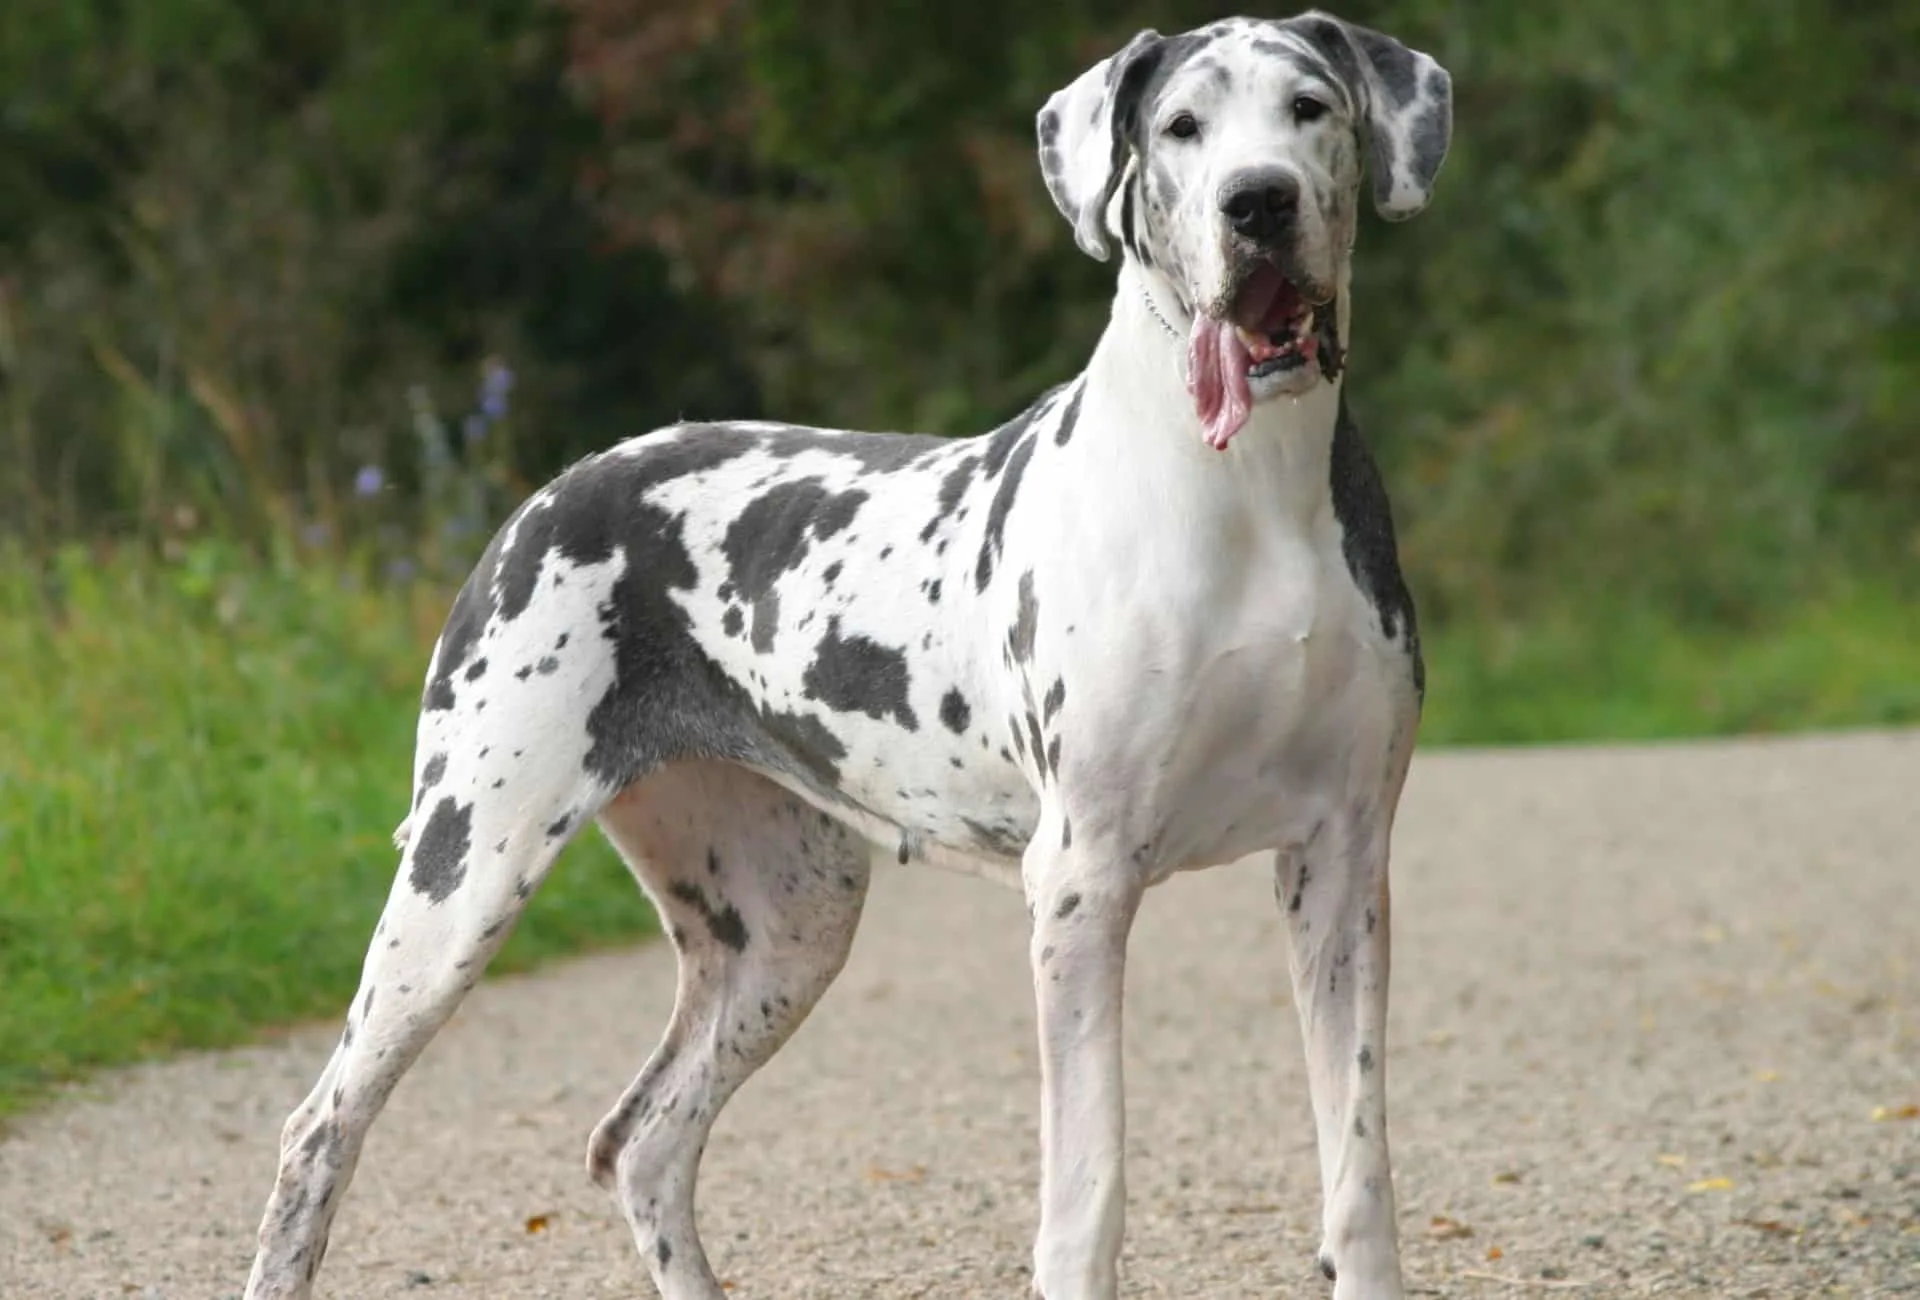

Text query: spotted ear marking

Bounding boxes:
[1294,11,1452,220]
[1036,29,1167,261]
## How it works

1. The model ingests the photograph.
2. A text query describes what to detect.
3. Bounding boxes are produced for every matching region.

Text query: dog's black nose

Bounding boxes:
[1219,171,1300,244]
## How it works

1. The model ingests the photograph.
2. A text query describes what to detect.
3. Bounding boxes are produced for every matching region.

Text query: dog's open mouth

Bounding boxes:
[1231,264,1318,379]
[1186,263,1325,451]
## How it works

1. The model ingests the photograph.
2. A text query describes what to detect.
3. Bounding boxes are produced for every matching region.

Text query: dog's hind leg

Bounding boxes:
[585,761,871,1300]
[245,544,626,1299]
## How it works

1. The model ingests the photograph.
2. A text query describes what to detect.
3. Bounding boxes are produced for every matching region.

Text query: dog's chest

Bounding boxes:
[1013,448,1417,872]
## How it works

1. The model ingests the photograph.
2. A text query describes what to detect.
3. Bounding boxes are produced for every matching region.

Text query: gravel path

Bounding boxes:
[4,732,1918,1298]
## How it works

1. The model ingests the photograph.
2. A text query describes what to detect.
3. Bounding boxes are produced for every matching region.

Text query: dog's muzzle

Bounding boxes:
[1185,257,1337,453]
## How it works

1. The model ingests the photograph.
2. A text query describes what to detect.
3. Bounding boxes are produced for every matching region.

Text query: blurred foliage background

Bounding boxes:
[4,0,1916,626]
[3,0,1918,1114]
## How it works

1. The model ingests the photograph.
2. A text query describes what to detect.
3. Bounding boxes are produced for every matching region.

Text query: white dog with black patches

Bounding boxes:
[245,11,1450,1299]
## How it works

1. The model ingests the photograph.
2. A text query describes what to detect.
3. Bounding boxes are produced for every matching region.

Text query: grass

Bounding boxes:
[1420,587,1920,744]
[2,543,1916,1122]
[0,542,656,1123]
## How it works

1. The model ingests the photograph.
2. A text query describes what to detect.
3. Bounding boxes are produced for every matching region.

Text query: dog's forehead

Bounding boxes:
[1152,20,1347,112]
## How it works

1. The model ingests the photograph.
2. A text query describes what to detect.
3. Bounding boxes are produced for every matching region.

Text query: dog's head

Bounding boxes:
[1037,11,1451,446]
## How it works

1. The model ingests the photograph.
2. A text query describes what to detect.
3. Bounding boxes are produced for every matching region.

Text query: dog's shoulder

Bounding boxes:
[1327,395,1422,699]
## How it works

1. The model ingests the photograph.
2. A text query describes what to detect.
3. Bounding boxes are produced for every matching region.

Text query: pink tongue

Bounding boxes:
[1186,316,1252,450]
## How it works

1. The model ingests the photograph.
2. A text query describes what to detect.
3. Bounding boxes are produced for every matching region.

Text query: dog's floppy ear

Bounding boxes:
[1296,12,1452,221]
[1036,29,1166,261]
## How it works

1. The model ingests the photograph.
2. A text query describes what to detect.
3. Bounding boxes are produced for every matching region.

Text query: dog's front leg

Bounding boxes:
[1024,819,1144,1300]
[1279,813,1406,1299]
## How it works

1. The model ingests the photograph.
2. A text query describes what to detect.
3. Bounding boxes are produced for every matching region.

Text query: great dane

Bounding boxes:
[246,10,1451,1298]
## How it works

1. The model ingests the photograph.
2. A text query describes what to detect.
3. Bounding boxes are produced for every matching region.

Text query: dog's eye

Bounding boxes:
[1292,96,1329,124]
[1165,112,1200,140]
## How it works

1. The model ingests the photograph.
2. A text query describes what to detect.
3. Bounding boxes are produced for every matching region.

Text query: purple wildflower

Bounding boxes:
[354,464,385,498]
[479,358,514,422]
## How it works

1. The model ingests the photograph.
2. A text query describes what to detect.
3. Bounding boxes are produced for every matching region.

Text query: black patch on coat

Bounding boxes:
[463,658,489,683]
[939,688,971,735]
[1085,32,1189,256]
[803,617,919,730]
[1053,382,1085,447]
[1349,24,1419,107]
[719,477,867,652]
[1328,396,1423,698]
[1007,570,1039,664]
[1283,15,1364,91]
[1041,678,1066,722]
[974,404,1048,591]
[1409,68,1452,190]
[409,797,472,903]
[722,605,745,637]
[423,552,497,712]
[749,592,781,654]
[922,455,979,543]
[419,752,448,793]
[1314,299,1345,380]
[978,397,1039,478]
[1054,892,1082,920]
[759,708,849,787]
[666,879,749,953]
[750,423,953,474]
[300,1119,339,1163]
[1120,31,1211,144]
[963,816,1029,859]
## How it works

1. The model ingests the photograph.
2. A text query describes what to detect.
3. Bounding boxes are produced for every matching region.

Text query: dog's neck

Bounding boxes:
[1081,259,1349,507]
